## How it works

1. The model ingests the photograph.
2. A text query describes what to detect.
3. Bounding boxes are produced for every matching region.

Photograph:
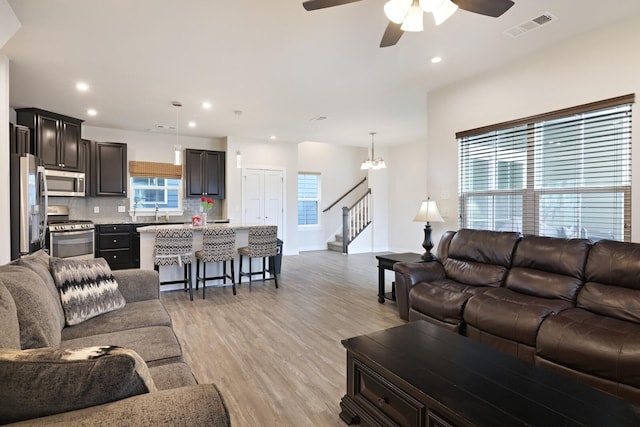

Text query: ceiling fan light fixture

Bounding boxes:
[400,4,424,32]
[384,0,412,24]
[432,0,458,25]
[419,0,444,13]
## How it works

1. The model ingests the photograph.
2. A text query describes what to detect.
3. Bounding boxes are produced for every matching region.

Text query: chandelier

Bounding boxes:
[384,0,458,32]
[361,132,386,170]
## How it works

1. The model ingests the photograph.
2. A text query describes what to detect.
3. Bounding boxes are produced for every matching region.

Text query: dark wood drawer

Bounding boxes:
[354,359,425,426]
[99,233,130,249]
[99,249,131,268]
[98,224,131,233]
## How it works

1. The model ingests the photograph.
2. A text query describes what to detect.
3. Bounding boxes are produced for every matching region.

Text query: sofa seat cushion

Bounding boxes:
[61,299,172,341]
[149,362,197,390]
[464,288,574,346]
[0,346,156,425]
[0,281,20,349]
[410,279,487,325]
[61,326,183,367]
[536,308,640,388]
[0,265,62,349]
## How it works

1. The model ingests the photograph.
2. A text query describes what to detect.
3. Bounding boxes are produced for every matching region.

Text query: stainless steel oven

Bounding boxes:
[47,206,95,260]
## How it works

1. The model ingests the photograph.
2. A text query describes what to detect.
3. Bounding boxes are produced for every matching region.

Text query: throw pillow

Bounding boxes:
[50,257,126,326]
[0,345,157,424]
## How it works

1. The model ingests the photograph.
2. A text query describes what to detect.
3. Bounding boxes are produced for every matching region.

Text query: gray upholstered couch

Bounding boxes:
[0,250,230,426]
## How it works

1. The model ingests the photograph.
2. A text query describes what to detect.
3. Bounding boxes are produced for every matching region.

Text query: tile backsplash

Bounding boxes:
[54,196,223,224]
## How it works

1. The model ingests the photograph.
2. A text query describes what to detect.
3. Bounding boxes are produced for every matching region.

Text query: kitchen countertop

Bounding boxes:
[136,223,262,233]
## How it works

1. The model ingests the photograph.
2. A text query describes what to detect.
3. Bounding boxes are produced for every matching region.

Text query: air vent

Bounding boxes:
[148,124,176,132]
[505,13,557,38]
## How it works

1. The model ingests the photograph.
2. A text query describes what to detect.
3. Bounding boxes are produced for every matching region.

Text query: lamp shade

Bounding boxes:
[413,199,444,223]
[384,0,412,24]
[401,4,424,32]
[432,0,458,25]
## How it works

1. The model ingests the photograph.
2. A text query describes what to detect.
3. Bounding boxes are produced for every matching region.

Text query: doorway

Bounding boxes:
[242,168,284,239]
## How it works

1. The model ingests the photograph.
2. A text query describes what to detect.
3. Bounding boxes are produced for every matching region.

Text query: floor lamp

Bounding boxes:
[413,198,444,261]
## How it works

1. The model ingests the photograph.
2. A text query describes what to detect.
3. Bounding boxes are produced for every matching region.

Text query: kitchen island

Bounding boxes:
[137,223,274,292]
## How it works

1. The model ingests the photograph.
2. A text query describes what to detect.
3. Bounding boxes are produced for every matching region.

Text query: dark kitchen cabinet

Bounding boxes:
[96,224,134,270]
[16,108,83,171]
[185,149,225,199]
[91,141,127,196]
[10,123,32,155]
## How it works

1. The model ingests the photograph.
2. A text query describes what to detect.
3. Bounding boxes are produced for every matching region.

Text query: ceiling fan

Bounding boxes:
[302,0,515,47]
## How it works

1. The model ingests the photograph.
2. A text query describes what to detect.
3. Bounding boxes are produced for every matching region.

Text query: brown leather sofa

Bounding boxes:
[394,229,640,404]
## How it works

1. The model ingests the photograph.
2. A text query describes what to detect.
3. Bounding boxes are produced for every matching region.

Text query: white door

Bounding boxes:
[242,168,284,238]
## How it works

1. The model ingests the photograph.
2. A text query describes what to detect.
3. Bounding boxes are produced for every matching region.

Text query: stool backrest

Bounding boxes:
[248,226,278,258]
[154,229,194,256]
[201,227,236,261]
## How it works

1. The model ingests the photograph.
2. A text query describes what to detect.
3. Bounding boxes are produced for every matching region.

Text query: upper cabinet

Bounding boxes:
[16,108,84,172]
[185,149,225,199]
[91,141,127,197]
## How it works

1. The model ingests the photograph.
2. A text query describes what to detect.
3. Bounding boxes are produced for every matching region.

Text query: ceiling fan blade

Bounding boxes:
[302,0,362,11]
[451,0,514,18]
[380,22,404,48]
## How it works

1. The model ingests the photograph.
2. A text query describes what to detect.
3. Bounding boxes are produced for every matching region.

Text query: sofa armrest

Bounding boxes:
[8,384,230,426]
[112,269,160,303]
[394,262,446,321]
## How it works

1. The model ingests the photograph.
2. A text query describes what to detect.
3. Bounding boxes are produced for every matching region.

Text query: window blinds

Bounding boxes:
[457,94,633,242]
[129,161,182,179]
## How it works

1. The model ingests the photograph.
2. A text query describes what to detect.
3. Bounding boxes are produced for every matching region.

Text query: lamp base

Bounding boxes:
[421,223,435,261]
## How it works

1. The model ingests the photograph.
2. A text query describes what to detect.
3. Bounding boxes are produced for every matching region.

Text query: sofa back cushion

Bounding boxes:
[16,250,66,330]
[506,235,591,301]
[0,265,62,348]
[443,229,521,287]
[0,281,20,349]
[578,240,640,323]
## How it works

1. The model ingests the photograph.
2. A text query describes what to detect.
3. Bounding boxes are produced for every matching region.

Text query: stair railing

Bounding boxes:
[323,177,367,213]
[341,189,372,253]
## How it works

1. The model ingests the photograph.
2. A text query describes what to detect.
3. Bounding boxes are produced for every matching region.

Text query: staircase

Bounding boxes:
[327,234,344,253]
[327,189,372,254]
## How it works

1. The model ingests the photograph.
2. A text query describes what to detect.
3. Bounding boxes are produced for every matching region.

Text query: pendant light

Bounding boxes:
[172,101,182,165]
[361,132,386,170]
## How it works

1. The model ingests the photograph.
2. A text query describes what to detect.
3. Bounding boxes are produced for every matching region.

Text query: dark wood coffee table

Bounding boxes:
[375,252,426,303]
[340,321,640,426]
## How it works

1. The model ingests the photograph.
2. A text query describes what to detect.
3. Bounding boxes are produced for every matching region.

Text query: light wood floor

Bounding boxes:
[161,250,404,427]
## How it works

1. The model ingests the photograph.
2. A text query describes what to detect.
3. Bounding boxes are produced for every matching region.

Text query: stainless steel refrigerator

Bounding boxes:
[10,153,48,260]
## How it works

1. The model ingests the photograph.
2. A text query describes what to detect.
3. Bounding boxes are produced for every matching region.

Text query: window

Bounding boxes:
[458,95,633,242]
[298,173,320,226]
[130,177,182,213]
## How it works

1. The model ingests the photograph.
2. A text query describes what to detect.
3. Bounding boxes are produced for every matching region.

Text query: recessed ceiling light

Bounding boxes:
[202,101,212,110]
[76,82,89,92]
[188,121,196,128]
[270,135,277,140]
[87,108,97,116]
[431,56,443,64]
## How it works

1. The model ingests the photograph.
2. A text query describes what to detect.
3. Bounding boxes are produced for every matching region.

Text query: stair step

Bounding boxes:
[335,234,343,242]
[327,241,344,252]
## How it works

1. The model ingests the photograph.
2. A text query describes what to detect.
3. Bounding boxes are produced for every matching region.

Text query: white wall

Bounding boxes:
[0,55,11,263]
[425,14,640,247]
[297,141,367,251]
[225,136,299,255]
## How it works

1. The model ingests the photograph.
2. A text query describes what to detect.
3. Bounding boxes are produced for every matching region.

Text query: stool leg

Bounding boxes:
[186,263,193,301]
[223,262,227,285]
[249,257,253,292]
[271,256,279,289]
[202,261,207,299]
[238,255,243,286]
[230,259,236,295]
[196,258,200,291]
[262,257,266,280]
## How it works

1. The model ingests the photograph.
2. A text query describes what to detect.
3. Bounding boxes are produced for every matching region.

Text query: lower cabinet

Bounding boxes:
[95,224,134,270]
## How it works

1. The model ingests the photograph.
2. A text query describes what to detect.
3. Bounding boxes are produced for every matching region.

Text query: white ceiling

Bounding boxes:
[3,0,640,147]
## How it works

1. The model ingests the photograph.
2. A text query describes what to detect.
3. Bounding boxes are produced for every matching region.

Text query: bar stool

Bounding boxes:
[237,226,279,291]
[153,229,194,301]
[195,227,237,299]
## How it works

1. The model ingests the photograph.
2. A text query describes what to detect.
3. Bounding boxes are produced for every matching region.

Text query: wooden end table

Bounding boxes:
[375,252,426,304]
[339,321,640,427]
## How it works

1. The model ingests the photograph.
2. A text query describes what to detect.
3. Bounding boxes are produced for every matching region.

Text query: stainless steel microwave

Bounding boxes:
[45,169,86,197]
